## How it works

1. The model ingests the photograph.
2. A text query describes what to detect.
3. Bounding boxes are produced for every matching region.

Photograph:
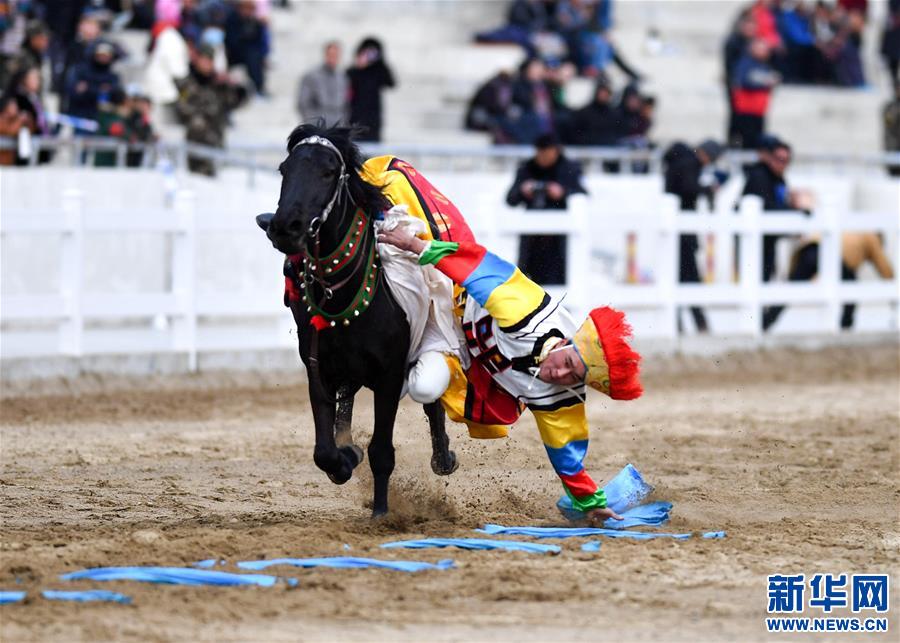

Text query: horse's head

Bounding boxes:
[258,123,371,255]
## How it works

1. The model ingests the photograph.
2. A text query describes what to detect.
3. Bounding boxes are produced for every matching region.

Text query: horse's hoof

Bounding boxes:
[327,471,351,485]
[431,450,459,476]
[347,444,364,467]
[371,508,388,519]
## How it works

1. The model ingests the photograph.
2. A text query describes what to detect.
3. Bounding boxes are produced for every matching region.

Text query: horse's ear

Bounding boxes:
[256,212,274,232]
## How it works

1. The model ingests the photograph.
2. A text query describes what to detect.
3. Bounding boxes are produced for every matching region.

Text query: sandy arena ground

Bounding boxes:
[1,344,898,642]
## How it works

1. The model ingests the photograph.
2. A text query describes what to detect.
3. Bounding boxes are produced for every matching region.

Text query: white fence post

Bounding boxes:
[59,189,83,356]
[738,196,763,336]
[567,194,591,320]
[817,197,841,334]
[658,193,679,339]
[172,189,197,371]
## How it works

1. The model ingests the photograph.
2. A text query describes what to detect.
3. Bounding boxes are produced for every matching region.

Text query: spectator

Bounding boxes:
[0,93,32,165]
[42,0,90,93]
[506,133,587,285]
[3,20,49,88]
[474,0,552,57]
[7,65,51,164]
[729,38,779,149]
[224,0,268,97]
[776,1,818,83]
[0,0,31,86]
[64,40,122,131]
[545,62,577,141]
[617,82,648,140]
[178,0,205,47]
[741,136,813,329]
[93,87,129,167]
[504,56,554,143]
[464,70,515,143]
[347,37,395,142]
[143,18,189,122]
[297,40,348,127]
[569,76,622,155]
[125,91,157,167]
[578,26,642,80]
[724,12,756,137]
[750,0,782,49]
[9,66,48,133]
[764,232,894,331]
[882,0,900,84]
[61,13,104,101]
[884,81,900,176]
[663,139,726,334]
[175,45,246,176]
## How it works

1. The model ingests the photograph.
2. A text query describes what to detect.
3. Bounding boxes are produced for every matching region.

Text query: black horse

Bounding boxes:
[256,123,458,516]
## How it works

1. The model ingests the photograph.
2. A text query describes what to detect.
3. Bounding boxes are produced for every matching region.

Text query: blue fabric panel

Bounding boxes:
[42,590,132,604]
[478,524,693,540]
[580,541,602,552]
[380,538,560,554]
[61,567,279,587]
[236,557,455,573]
[0,591,26,604]
[556,498,672,528]
[602,464,654,513]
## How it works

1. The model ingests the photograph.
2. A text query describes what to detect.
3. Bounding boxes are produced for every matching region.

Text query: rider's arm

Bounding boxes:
[417,240,547,330]
[531,402,607,512]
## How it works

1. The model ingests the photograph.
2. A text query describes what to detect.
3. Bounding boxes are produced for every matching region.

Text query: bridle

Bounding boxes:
[285,135,382,405]
[290,135,353,237]
[287,135,378,307]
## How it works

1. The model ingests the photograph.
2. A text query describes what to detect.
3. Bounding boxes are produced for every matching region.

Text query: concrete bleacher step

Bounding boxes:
[122,0,891,154]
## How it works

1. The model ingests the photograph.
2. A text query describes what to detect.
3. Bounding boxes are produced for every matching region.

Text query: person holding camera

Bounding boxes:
[506,133,587,285]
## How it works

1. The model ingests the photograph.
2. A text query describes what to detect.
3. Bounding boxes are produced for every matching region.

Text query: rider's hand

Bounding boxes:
[520,180,536,198]
[377,227,427,254]
[585,506,624,526]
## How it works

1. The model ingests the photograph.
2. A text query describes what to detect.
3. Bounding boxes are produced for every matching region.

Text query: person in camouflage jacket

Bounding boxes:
[175,46,246,176]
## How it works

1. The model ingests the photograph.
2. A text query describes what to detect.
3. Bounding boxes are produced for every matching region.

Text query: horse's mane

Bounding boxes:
[286,122,391,216]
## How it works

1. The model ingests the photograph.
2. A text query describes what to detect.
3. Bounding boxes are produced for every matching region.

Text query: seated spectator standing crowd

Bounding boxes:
[476,0,639,80]
[466,57,655,157]
[469,0,653,153]
[296,36,396,142]
[0,0,271,172]
[724,0,868,91]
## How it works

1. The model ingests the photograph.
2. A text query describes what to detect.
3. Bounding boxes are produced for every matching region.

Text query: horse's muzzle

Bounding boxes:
[256,212,275,231]
[260,213,305,255]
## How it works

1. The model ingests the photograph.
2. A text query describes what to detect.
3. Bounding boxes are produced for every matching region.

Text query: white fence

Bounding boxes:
[1,189,897,368]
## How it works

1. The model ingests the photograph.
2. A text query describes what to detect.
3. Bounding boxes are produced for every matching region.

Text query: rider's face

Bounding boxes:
[538,343,586,387]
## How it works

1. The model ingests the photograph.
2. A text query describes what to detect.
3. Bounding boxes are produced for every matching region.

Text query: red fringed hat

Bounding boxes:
[571,306,643,400]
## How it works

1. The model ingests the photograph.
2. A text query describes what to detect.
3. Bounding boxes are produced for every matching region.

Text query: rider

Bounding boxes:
[376,227,643,524]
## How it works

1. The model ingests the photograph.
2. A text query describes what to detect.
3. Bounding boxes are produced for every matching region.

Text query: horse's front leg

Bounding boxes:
[310,380,363,485]
[370,379,403,517]
[335,383,361,450]
[424,402,458,476]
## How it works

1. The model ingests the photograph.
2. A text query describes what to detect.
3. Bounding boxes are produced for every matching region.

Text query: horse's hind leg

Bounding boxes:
[424,402,458,476]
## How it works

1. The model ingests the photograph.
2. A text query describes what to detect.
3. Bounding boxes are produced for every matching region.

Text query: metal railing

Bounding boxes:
[3,136,900,187]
